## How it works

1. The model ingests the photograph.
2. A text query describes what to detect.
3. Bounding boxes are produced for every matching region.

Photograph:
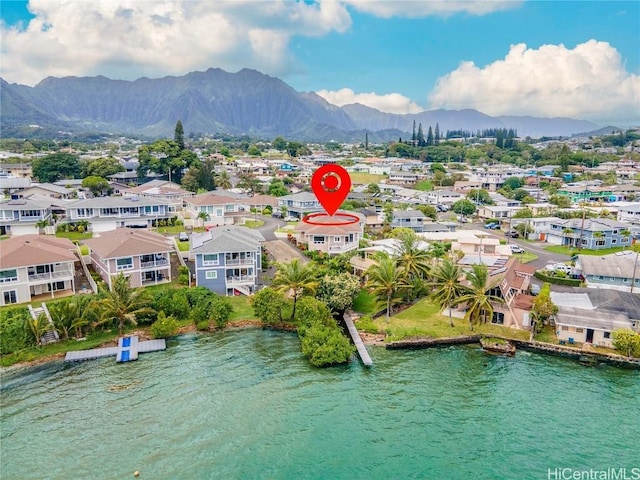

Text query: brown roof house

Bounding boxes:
[491,258,536,329]
[293,212,364,256]
[83,230,173,289]
[0,235,79,305]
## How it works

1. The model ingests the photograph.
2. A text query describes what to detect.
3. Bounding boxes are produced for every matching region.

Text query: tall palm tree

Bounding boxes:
[394,231,431,281]
[429,259,470,327]
[216,171,232,190]
[456,264,504,331]
[366,253,405,321]
[94,274,155,336]
[272,259,318,321]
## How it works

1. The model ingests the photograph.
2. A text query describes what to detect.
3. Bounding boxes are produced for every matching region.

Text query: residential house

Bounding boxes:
[425,189,464,206]
[391,210,427,232]
[477,205,524,222]
[83,229,173,289]
[556,185,615,203]
[0,162,33,178]
[0,196,53,236]
[484,258,535,328]
[123,180,195,208]
[65,196,174,232]
[278,192,323,219]
[418,230,511,268]
[358,208,383,231]
[574,251,640,293]
[17,183,76,200]
[184,192,252,226]
[546,218,631,249]
[388,172,419,186]
[294,212,363,255]
[551,289,640,347]
[616,203,640,225]
[350,237,430,276]
[511,217,562,241]
[0,235,78,305]
[191,226,264,295]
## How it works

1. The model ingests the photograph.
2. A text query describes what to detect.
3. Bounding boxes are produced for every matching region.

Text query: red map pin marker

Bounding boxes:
[311,164,351,216]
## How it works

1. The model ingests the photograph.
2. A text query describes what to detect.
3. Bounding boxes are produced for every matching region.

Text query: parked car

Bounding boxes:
[506,231,520,238]
[545,263,573,274]
[178,232,189,242]
[436,204,449,212]
[510,244,524,254]
[484,222,497,229]
[284,216,299,222]
[457,215,468,223]
[530,284,541,296]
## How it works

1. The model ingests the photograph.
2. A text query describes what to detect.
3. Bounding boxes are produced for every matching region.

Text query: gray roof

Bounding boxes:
[0,197,53,210]
[394,210,426,219]
[191,226,264,254]
[27,183,73,194]
[577,251,638,278]
[555,218,627,231]
[421,222,450,232]
[555,307,633,331]
[68,196,170,208]
[279,192,318,202]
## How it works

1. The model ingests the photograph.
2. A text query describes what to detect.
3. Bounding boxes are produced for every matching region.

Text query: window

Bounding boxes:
[491,312,504,325]
[612,239,617,244]
[3,290,17,304]
[603,332,611,339]
[334,236,341,242]
[595,240,605,246]
[561,326,569,331]
[313,236,325,244]
[576,328,584,333]
[203,254,219,266]
[116,257,133,270]
[0,269,18,283]
[205,271,217,280]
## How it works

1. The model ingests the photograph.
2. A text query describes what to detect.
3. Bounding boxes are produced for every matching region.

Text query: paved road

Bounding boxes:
[255,214,285,241]
[263,239,309,264]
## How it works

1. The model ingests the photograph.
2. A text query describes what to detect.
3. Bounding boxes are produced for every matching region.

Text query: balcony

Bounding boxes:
[226,275,255,285]
[28,270,74,282]
[328,243,357,254]
[140,258,169,269]
[225,257,254,266]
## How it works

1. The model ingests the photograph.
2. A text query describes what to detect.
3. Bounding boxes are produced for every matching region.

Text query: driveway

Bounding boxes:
[255,214,285,241]
[263,239,309,264]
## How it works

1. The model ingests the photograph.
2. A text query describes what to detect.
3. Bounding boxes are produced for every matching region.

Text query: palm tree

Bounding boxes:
[366,253,405,321]
[272,259,318,321]
[456,264,504,331]
[94,274,155,336]
[394,231,431,281]
[216,171,232,190]
[49,295,96,339]
[429,259,469,327]
[25,313,52,347]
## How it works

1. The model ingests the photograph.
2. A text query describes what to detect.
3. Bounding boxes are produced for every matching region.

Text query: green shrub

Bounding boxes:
[210,297,233,328]
[534,270,581,287]
[150,312,179,338]
[0,306,31,355]
[355,315,380,334]
[298,319,355,367]
[196,320,210,331]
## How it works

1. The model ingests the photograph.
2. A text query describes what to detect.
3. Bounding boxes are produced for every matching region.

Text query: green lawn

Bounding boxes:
[56,231,93,241]
[227,295,256,321]
[352,289,378,315]
[544,245,625,256]
[177,241,190,251]
[78,244,90,255]
[375,297,530,342]
[515,251,538,263]
[349,173,385,185]
[154,225,185,235]
[244,220,265,228]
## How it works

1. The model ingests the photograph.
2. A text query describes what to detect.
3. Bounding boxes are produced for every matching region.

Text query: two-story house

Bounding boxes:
[294,213,364,256]
[0,197,53,236]
[391,210,427,232]
[184,192,250,226]
[191,226,264,295]
[278,192,323,219]
[546,218,631,249]
[617,203,640,226]
[0,235,78,305]
[123,180,195,209]
[82,230,173,289]
[65,196,173,233]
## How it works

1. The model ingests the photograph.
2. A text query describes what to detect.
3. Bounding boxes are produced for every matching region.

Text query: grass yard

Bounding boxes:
[177,241,190,252]
[154,225,185,235]
[352,289,378,314]
[544,245,625,256]
[244,220,265,228]
[349,172,386,185]
[55,231,93,241]
[374,297,530,342]
[227,295,256,321]
[78,244,90,255]
[514,251,538,263]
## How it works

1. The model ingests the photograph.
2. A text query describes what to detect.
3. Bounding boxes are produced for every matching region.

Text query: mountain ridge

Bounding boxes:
[0,68,603,141]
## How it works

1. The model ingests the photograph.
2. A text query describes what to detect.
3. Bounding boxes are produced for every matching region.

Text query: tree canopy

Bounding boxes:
[32,153,81,182]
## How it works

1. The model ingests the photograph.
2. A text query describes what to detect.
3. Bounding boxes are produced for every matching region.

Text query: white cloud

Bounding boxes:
[316,88,423,114]
[343,0,521,18]
[428,40,640,125]
[0,0,352,85]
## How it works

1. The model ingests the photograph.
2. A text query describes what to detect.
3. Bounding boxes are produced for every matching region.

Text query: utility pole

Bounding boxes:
[577,204,586,251]
[631,248,639,294]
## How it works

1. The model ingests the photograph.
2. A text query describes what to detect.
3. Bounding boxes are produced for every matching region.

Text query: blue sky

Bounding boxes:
[1,1,638,125]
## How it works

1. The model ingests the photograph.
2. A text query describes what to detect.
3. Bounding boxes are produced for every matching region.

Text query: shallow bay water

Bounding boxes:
[1,329,639,479]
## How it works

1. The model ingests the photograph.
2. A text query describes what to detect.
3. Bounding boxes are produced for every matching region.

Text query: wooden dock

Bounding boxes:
[343,314,373,366]
[64,336,166,363]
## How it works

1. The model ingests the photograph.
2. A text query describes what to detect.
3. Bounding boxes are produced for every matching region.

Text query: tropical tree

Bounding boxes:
[93,274,155,336]
[366,253,405,321]
[530,283,558,341]
[452,199,477,217]
[174,120,185,151]
[393,231,431,282]
[456,264,504,331]
[216,171,232,190]
[25,313,52,347]
[272,259,318,321]
[32,153,81,182]
[429,259,469,327]
[611,329,640,358]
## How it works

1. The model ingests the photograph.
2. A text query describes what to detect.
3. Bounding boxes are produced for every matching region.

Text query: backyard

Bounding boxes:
[544,245,626,256]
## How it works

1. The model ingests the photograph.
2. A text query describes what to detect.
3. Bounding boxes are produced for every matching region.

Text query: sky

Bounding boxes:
[1,0,639,126]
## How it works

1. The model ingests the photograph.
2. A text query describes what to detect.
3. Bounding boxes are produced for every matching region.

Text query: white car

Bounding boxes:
[546,263,572,274]
[510,244,524,254]
[284,216,299,222]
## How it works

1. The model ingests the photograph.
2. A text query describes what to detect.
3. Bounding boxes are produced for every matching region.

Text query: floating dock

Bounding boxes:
[343,314,373,366]
[64,336,166,363]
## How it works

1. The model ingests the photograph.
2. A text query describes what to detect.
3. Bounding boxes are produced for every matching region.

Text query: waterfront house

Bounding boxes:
[490,258,536,328]
[545,218,631,249]
[293,212,363,256]
[0,235,78,305]
[551,289,640,347]
[191,226,264,295]
[82,230,173,289]
[65,196,173,233]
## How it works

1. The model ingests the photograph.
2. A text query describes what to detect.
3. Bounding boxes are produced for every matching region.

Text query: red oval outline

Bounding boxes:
[301,212,360,226]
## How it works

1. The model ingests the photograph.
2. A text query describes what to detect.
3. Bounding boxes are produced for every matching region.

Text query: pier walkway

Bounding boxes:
[64,336,166,363]
[343,314,373,366]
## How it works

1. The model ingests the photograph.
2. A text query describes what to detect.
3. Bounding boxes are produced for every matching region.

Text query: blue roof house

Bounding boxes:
[191,226,264,296]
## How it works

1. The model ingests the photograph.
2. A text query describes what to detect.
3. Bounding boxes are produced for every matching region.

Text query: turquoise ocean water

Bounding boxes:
[1,329,639,480]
